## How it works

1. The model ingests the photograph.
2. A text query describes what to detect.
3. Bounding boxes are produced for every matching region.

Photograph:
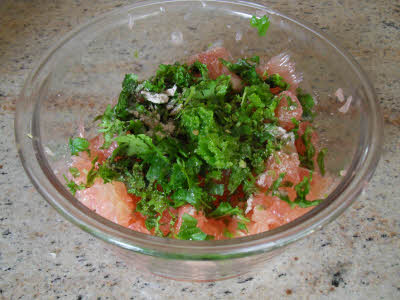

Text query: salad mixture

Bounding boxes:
[64,17,332,240]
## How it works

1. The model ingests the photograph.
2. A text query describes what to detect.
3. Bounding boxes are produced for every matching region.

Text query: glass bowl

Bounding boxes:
[15,0,382,281]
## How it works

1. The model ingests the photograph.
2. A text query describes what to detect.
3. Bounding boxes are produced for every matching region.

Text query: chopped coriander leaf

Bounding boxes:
[190,61,209,81]
[98,164,119,184]
[143,63,193,93]
[69,137,90,156]
[250,15,270,36]
[69,167,80,178]
[145,215,163,236]
[317,148,328,176]
[207,183,225,196]
[171,187,203,207]
[136,189,169,217]
[265,74,289,90]
[114,73,139,120]
[63,175,85,196]
[221,58,263,85]
[176,213,209,240]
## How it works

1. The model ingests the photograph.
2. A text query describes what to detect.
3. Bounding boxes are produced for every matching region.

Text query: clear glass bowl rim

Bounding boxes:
[15,0,383,260]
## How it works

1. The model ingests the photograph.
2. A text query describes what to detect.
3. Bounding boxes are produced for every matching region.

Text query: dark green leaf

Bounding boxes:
[207,183,225,196]
[98,164,118,184]
[299,126,315,170]
[297,89,315,120]
[114,134,154,158]
[228,165,250,194]
[85,157,98,187]
[265,73,289,90]
[221,58,263,85]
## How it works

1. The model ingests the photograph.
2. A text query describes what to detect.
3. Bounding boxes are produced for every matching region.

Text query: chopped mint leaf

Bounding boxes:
[250,15,270,36]
[221,58,263,85]
[265,74,289,90]
[209,202,249,223]
[69,137,90,156]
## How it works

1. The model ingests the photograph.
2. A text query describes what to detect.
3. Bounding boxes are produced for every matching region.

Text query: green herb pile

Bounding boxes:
[65,15,327,239]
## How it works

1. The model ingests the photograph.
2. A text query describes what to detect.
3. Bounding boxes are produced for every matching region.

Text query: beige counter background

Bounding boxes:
[0,0,399,299]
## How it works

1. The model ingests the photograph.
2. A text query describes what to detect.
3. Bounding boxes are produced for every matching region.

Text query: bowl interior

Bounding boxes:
[16,0,381,261]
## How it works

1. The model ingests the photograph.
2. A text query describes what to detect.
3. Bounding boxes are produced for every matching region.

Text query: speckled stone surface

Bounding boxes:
[1,0,399,299]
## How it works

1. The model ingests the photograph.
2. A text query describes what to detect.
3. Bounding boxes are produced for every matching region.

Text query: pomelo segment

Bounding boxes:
[257,52,302,92]
[76,179,136,228]
[275,91,303,131]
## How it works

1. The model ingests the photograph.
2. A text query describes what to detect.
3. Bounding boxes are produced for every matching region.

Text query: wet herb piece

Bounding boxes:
[265,74,289,90]
[98,164,119,184]
[267,173,286,195]
[299,126,315,170]
[69,137,90,156]
[292,173,323,207]
[69,167,80,178]
[297,88,315,121]
[209,202,249,223]
[221,57,262,85]
[176,213,209,240]
[63,175,85,196]
[237,222,248,232]
[250,15,270,36]
[317,148,328,176]
[85,157,99,188]
[276,173,322,208]
[145,215,163,237]
[291,118,300,139]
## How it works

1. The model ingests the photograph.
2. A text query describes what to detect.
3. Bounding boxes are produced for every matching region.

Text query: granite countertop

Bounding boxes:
[0,0,399,299]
